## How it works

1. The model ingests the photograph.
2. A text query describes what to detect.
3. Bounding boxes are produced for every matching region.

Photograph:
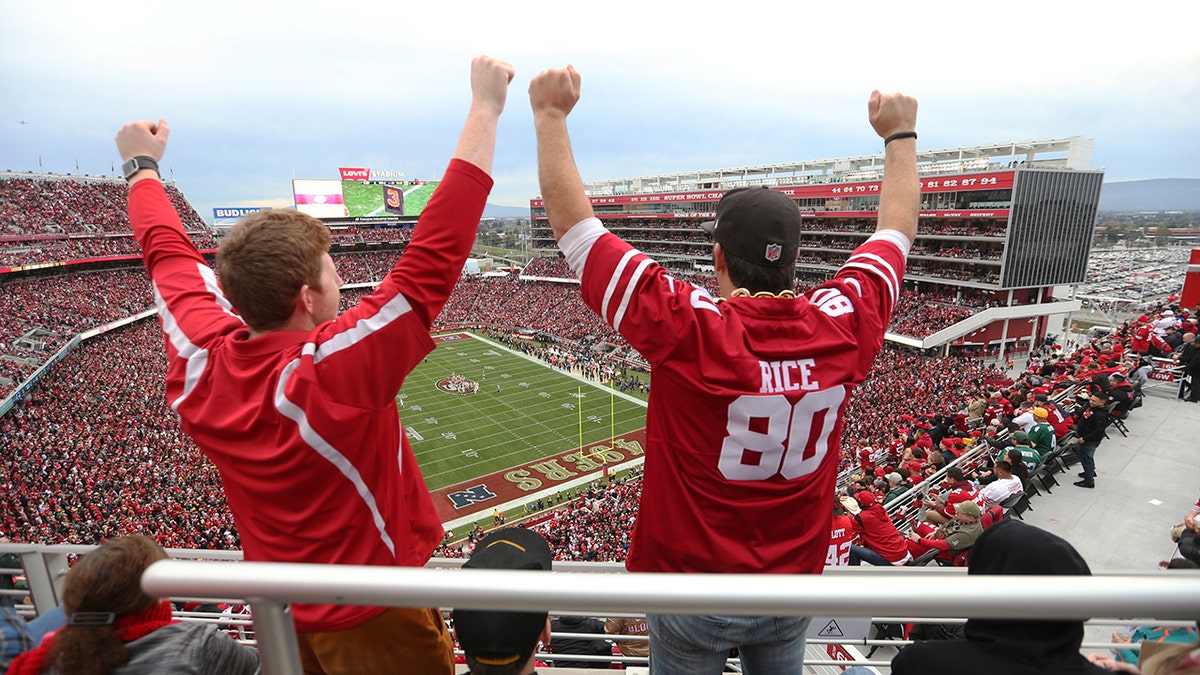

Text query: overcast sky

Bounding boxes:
[3,1,1198,219]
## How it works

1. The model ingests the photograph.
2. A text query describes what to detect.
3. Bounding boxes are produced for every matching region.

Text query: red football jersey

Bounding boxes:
[827,514,856,566]
[561,219,908,574]
[130,161,490,630]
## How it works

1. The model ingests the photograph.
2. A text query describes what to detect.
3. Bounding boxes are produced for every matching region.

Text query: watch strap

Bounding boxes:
[122,155,159,180]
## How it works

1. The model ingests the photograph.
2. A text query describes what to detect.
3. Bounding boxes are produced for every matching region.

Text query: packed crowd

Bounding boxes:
[432,275,624,345]
[0,177,205,235]
[0,268,156,393]
[520,256,571,278]
[0,320,238,550]
[0,177,211,266]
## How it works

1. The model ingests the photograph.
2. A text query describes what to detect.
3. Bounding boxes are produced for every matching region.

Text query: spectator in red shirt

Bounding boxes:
[846,491,912,566]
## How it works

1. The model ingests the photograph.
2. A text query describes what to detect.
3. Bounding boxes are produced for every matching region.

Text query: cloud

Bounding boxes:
[3,0,1198,217]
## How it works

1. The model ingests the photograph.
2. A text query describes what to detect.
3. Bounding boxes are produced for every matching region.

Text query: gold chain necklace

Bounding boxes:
[727,288,797,299]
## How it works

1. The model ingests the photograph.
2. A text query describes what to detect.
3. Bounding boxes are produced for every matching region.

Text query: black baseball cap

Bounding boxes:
[453,528,553,669]
[700,187,801,268]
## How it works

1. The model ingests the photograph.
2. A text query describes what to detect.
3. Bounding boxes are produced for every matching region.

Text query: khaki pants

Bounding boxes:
[297,607,454,675]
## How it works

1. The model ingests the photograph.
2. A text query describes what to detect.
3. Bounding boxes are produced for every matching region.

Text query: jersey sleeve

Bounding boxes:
[306,159,493,409]
[128,179,245,371]
[821,230,909,380]
[559,217,713,364]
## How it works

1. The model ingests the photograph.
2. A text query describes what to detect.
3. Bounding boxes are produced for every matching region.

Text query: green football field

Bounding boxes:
[403,333,648,491]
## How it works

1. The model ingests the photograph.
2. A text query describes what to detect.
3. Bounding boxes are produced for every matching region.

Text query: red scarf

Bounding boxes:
[8,599,177,675]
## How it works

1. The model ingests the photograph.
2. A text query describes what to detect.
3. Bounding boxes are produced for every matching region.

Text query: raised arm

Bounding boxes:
[529,65,594,241]
[373,55,513,328]
[868,91,920,244]
[116,117,246,390]
[452,55,515,175]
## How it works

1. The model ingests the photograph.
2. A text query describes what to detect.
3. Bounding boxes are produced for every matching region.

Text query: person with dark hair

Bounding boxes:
[1036,393,1073,439]
[1109,373,1135,417]
[1073,391,1112,489]
[979,460,1023,508]
[530,64,919,673]
[1175,494,1200,567]
[114,56,515,674]
[920,466,980,525]
[891,519,1110,674]
[1009,432,1041,470]
[7,535,257,675]
[453,528,554,675]
[1006,448,1032,486]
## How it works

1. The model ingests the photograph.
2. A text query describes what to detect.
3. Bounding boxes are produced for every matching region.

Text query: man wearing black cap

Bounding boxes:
[453,528,554,675]
[530,66,918,674]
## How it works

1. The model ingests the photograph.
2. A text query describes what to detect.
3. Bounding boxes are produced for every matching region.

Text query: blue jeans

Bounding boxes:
[647,613,810,675]
[849,545,894,566]
[1078,439,1100,483]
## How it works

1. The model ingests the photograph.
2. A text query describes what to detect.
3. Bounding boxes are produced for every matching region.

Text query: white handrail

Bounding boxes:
[140,559,1200,675]
[141,561,1200,620]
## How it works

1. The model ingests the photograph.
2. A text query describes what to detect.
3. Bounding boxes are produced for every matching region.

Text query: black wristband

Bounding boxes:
[884,131,918,146]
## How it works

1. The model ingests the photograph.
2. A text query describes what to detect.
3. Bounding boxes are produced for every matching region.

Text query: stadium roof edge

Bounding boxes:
[579,136,1094,192]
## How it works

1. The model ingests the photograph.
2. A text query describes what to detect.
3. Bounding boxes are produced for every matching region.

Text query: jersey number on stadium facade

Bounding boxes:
[718,387,846,481]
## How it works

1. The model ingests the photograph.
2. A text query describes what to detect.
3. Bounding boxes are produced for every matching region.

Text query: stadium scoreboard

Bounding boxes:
[293,166,439,222]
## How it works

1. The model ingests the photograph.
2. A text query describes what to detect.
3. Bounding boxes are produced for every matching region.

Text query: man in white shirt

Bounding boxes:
[1153,309,1179,336]
[1010,404,1037,433]
[979,460,1023,508]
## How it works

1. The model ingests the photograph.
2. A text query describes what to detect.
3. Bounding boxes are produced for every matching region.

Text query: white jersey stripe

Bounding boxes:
[196,262,239,315]
[155,294,208,413]
[847,251,901,301]
[602,249,640,327]
[312,291,415,364]
[613,257,654,333]
[155,261,240,412]
[841,261,897,304]
[275,358,397,556]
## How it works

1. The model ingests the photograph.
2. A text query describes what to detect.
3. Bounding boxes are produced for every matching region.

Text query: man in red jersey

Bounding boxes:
[115,55,515,674]
[919,466,981,527]
[530,64,918,674]
[827,496,856,567]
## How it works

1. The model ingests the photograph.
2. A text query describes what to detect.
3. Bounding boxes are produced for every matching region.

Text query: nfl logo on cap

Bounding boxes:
[764,243,782,262]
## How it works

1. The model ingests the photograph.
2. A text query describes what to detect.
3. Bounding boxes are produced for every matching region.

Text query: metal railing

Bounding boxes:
[138,559,1200,675]
[5,544,1198,674]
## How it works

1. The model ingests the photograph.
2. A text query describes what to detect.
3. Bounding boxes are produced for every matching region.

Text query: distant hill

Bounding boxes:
[1099,178,1200,212]
[482,203,529,218]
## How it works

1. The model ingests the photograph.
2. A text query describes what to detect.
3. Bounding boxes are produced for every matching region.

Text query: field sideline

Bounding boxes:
[404,332,648,493]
